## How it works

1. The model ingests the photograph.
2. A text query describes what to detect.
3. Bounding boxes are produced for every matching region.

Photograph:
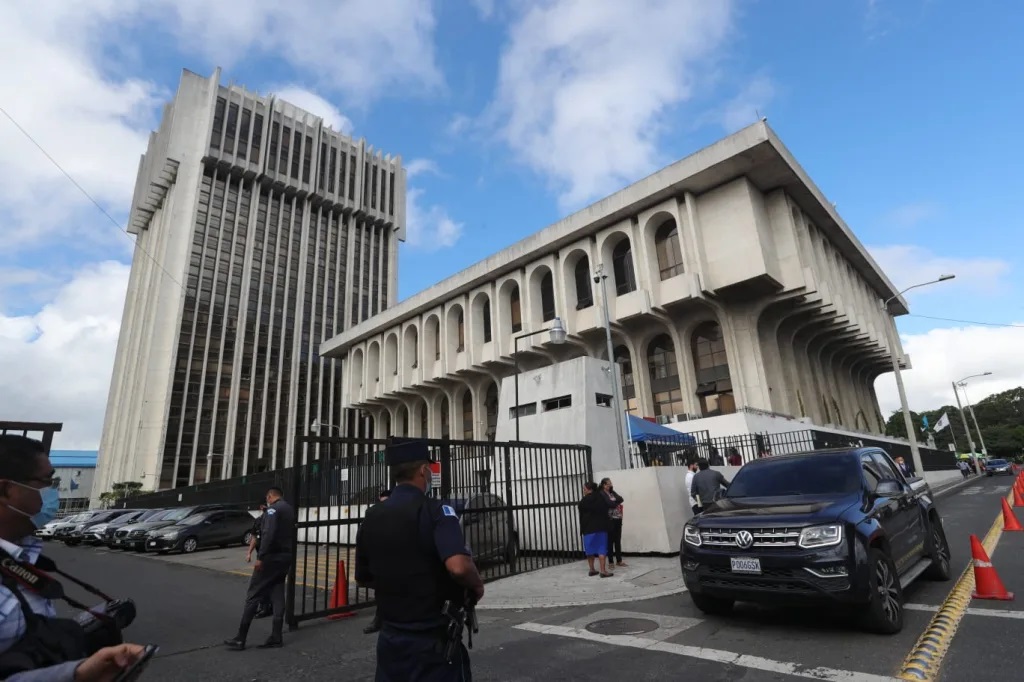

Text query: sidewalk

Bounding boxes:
[478,556,685,610]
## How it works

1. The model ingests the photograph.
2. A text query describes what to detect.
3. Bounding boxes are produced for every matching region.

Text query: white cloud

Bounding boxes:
[271,86,353,134]
[143,0,443,106]
[488,0,734,211]
[404,188,463,252]
[406,158,441,178]
[0,261,129,449]
[874,323,1024,417]
[868,244,1011,298]
[0,3,162,251]
[720,75,775,132]
[881,202,939,229]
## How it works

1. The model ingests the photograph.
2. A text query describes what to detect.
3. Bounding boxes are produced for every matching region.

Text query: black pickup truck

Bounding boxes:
[680,447,952,634]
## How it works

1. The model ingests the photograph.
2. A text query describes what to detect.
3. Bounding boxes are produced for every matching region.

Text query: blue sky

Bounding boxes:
[1,0,1022,448]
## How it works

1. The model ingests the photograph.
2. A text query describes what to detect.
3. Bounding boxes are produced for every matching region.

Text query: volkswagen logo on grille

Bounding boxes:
[735,530,754,549]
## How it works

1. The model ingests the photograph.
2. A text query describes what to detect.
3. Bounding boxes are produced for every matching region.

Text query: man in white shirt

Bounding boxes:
[0,434,145,681]
[684,460,700,516]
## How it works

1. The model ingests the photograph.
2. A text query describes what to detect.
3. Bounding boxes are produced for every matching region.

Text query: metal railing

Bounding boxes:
[631,427,957,472]
[287,434,593,626]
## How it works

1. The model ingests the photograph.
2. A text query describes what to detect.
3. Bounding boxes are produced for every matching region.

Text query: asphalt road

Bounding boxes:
[40,473,1021,681]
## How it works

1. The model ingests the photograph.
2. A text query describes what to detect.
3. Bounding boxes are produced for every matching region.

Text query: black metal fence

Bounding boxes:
[288,435,593,626]
[631,427,957,472]
[114,468,295,512]
[1,421,62,454]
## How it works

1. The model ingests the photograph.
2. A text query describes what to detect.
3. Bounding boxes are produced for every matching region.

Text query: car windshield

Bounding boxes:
[179,513,213,526]
[160,508,195,522]
[726,455,862,497]
[988,459,1008,467]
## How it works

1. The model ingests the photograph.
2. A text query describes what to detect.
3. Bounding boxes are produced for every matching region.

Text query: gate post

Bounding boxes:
[501,442,517,575]
[286,437,303,632]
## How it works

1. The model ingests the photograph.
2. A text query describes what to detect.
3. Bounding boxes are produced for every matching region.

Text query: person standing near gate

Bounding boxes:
[224,487,294,651]
[355,438,484,681]
[362,488,392,636]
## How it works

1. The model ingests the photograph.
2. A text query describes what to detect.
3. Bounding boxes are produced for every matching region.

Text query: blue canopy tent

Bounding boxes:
[624,415,697,468]
[625,415,696,444]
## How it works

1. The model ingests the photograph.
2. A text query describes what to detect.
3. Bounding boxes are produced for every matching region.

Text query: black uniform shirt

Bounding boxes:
[354,484,469,587]
[258,498,295,561]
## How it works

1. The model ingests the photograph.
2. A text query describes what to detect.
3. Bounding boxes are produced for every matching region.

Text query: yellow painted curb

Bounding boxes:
[896,488,1013,681]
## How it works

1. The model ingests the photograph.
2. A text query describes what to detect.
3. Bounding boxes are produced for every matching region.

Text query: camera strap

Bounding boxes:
[0,548,115,619]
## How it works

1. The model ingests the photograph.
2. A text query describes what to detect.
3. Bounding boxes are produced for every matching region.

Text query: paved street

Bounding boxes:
[42,474,1023,681]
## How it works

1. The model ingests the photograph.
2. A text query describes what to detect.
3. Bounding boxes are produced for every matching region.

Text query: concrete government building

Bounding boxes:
[94,68,405,499]
[321,122,910,452]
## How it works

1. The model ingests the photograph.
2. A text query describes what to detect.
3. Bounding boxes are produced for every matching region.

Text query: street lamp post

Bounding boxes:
[512,317,567,442]
[310,419,342,434]
[956,374,991,456]
[205,452,227,483]
[881,274,956,476]
[594,264,629,470]
[951,384,976,455]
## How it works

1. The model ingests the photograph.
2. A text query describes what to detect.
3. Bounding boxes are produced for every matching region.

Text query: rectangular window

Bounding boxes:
[388,171,395,215]
[238,108,252,160]
[595,393,612,407]
[509,403,537,419]
[251,113,264,159]
[224,102,239,155]
[542,395,572,411]
[211,97,226,150]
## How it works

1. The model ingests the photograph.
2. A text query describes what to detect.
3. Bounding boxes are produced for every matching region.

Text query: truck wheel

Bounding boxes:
[690,593,734,616]
[924,520,952,581]
[861,548,904,634]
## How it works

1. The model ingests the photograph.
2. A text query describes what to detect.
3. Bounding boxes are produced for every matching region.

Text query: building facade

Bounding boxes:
[50,450,97,514]
[321,122,910,448]
[94,69,405,500]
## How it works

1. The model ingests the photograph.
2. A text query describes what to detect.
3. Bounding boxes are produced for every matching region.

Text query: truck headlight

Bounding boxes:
[683,524,702,547]
[798,524,843,549]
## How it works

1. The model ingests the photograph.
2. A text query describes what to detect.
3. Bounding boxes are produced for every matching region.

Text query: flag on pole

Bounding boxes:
[934,412,951,432]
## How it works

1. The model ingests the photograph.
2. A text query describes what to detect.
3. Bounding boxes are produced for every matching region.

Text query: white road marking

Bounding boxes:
[515,622,901,682]
[905,603,1024,620]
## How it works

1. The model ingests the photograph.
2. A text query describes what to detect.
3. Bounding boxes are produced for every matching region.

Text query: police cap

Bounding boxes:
[384,437,434,466]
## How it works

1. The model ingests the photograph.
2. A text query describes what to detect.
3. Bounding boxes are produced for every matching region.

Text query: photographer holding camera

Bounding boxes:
[0,435,149,681]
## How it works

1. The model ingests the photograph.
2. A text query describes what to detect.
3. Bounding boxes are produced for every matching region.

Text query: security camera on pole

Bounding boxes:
[880,274,955,476]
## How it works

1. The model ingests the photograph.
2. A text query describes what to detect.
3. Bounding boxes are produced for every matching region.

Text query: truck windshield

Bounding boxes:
[727,455,862,497]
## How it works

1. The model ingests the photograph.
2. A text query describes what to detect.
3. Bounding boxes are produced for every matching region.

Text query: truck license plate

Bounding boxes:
[730,557,761,574]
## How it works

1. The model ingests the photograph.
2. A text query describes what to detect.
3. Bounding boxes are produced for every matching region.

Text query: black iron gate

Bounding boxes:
[287,435,593,626]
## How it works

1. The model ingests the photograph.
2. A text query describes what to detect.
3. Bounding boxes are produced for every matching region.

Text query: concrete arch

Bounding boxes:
[643,210,684,283]
[351,347,365,388]
[598,229,636,297]
[528,264,556,328]
[470,291,492,346]
[424,313,441,362]
[497,277,523,341]
[383,333,398,376]
[446,303,466,354]
[403,324,419,369]
[367,341,380,384]
[561,248,593,310]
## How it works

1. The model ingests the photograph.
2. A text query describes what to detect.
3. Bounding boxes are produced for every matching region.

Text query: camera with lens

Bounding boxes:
[74,598,137,654]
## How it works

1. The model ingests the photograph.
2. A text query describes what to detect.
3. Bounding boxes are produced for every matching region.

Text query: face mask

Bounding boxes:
[7,481,61,529]
[423,467,433,495]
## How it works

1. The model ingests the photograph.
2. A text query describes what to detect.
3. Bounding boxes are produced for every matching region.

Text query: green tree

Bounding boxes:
[103,481,143,505]
[887,387,1024,460]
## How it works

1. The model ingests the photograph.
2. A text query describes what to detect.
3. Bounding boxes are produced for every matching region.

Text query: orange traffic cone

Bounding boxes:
[1001,499,1024,532]
[1014,487,1024,508]
[970,535,1014,601]
[327,559,357,620]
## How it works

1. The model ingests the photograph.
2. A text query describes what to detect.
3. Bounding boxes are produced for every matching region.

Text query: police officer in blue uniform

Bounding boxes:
[355,438,484,682]
[224,486,295,651]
